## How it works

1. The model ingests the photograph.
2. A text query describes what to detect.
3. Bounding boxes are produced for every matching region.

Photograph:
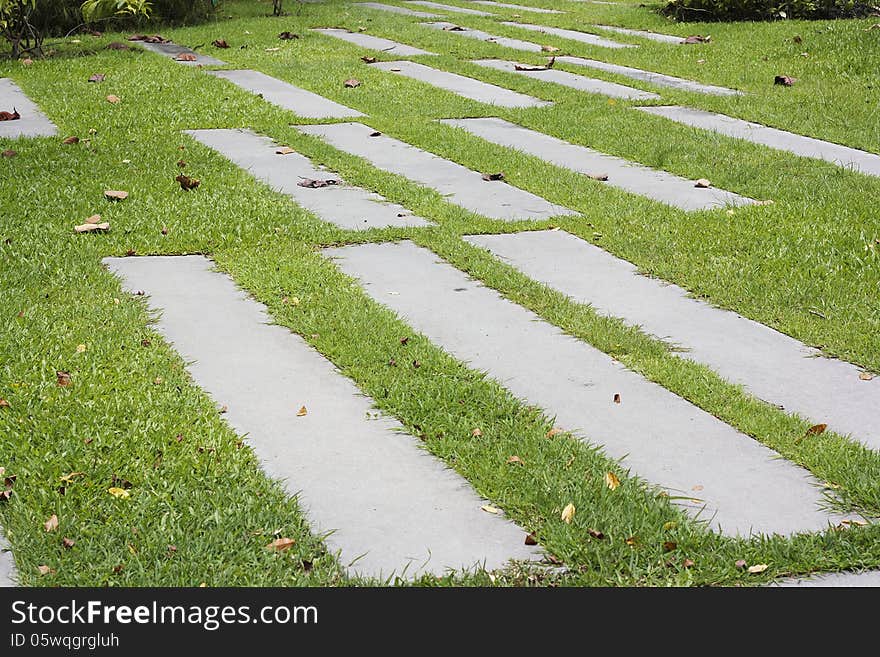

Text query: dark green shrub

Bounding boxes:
[662,0,877,21]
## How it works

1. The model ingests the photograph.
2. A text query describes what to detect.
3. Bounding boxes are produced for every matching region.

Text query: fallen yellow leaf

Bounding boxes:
[561,502,575,524]
[108,487,130,499]
[275,147,295,155]
[481,504,502,515]
[604,472,620,491]
[545,427,563,438]
[76,344,86,353]
[748,563,769,574]
[296,406,308,417]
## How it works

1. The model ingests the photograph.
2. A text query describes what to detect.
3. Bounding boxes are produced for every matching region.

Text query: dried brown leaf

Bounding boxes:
[176,174,200,191]
[774,75,796,86]
[276,146,295,155]
[62,136,80,145]
[524,532,538,545]
[361,56,377,64]
[1,150,16,158]
[506,455,525,465]
[44,514,59,532]
[482,172,505,181]
[105,95,121,104]
[212,39,230,49]
[546,427,563,438]
[74,222,110,233]
[694,178,712,188]
[588,528,605,539]
[104,190,128,201]
[613,393,621,404]
[662,541,677,552]
[62,537,76,549]
[267,537,296,551]
[344,78,361,88]
[56,370,71,386]
[297,405,308,417]
[297,178,339,188]
[88,73,105,83]
[175,53,197,62]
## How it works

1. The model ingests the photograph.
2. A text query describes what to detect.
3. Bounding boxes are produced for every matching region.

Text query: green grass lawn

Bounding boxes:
[1,0,879,586]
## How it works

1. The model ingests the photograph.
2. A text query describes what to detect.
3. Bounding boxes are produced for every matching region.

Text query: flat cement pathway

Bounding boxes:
[637,106,880,177]
[186,128,431,230]
[370,60,551,107]
[325,241,840,538]
[105,255,540,579]
[502,21,635,49]
[0,78,57,138]
[297,122,576,221]
[465,229,880,450]
[441,117,753,211]
[207,69,364,119]
[312,28,436,56]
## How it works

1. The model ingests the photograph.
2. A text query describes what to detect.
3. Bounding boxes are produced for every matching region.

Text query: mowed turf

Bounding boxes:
[1,0,879,586]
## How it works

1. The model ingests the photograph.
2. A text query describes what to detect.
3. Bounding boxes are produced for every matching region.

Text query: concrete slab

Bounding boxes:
[0,78,57,138]
[406,0,494,14]
[297,122,576,221]
[441,118,752,210]
[355,2,440,17]
[775,570,880,587]
[421,21,544,52]
[136,41,226,66]
[207,69,364,120]
[471,59,660,101]
[557,56,742,96]
[0,531,15,586]
[370,60,551,107]
[104,255,540,579]
[186,128,431,230]
[312,28,436,56]
[637,106,880,177]
[325,241,840,538]
[464,229,880,450]
[594,25,684,44]
[469,0,563,12]
[502,21,635,49]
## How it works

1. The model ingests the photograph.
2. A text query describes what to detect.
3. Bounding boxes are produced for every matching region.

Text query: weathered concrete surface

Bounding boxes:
[207,69,364,119]
[471,59,660,101]
[0,531,15,586]
[312,28,436,56]
[465,229,880,450]
[406,0,494,14]
[637,106,880,177]
[186,128,432,230]
[136,41,226,66]
[104,255,540,579]
[775,570,880,587]
[421,21,544,52]
[371,60,550,107]
[0,78,57,138]
[297,122,576,221]
[470,0,563,12]
[356,2,440,16]
[441,117,753,210]
[594,25,684,44]
[502,21,635,49]
[325,241,841,538]
[557,56,742,96]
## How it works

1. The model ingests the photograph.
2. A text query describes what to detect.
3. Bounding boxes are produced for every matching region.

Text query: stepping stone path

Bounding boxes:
[469,0,563,12]
[0,533,14,586]
[421,25,738,96]
[0,78,57,138]
[594,25,686,44]
[470,59,660,101]
[136,40,226,66]
[324,241,840,537]
[776,570,880,587]
[405,0,494,14]
[465,229,880,450]
[442,117,752,210]
[187,128,431,230]
[370,60,551,107]
[297,122,575,221]
[105,255,539,578]
[637,106,880,177]
[312,28,436,56]
[557,56,742,96]
[207,69,364,119]
[356,1,441,16]
[422,21,544,52]
[501,21,635,49]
